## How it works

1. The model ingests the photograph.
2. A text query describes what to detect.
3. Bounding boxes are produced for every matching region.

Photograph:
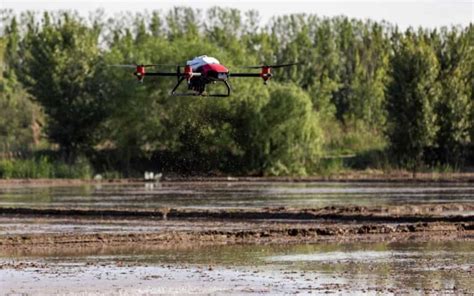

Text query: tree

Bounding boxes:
[149,11,163,37]
[165,7,201,40]
[257,83,322,175]
[348,22,390,128]
[16,12,107,162]
[0,16,42,154]
[433,27,473,167]
[332,17,357,122]
[386,31,441,174]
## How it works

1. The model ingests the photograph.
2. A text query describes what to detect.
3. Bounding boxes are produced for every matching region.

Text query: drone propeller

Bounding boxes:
[109,63,184,68]
[108,64,137,68]
[239,62,300,69]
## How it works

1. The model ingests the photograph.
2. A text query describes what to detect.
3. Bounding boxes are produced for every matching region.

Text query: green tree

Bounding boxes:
[433,27,473,167]
[257,83,322,175]
[149,11,163,37]
[0,16,42,154]
[349,22,390,127]
[165,7,201,40]
[332,17,357,122]
[386,31,441,174]
[16,12,106,162]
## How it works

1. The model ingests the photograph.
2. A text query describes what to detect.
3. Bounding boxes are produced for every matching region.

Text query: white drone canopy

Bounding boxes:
[186,55,220,70]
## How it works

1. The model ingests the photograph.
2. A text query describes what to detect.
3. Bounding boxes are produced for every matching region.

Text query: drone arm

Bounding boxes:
[229,73,261,77]
[144,72,202,77]
[144,72,180,77]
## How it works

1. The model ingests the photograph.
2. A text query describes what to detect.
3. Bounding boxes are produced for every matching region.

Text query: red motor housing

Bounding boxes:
[184,65,193,81]
[260,66,272,84]
[135,65,145,82]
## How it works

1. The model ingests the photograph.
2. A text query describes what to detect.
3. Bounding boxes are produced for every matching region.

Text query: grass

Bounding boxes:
[316,119,389,175]
[0,157,93,179]
[315,157,346,176]
[322,121,387,156]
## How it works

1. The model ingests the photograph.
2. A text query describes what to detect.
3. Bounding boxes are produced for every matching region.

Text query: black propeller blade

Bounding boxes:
[108,64,137,68]
[109,63,185,68]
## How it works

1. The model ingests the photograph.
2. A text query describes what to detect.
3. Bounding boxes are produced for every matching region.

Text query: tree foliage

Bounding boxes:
[0,17,42,153]
[258,84,322,175]
[16,12,107,161]
[0,8,472,175]
[432,27,473,166]
[386,31,441,172]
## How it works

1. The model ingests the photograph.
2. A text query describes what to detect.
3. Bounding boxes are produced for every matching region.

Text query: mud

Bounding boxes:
[1,203,473,251]
[2,240,473,295]
[1,202,473,222]
[2,221,472,250]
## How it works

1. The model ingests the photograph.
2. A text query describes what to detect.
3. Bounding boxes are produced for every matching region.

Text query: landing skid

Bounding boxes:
[171,79,231,97]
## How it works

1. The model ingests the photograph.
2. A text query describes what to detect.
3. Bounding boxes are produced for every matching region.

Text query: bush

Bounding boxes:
[0,157,92,179]
[258,83,323,176]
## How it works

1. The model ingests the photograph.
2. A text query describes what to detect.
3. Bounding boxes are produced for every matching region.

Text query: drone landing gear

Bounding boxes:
[171,79,231,97]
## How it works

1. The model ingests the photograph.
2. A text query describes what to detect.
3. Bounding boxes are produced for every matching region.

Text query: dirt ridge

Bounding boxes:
[2,222,473,250]
[1,205,473,224]
[2,203,473,251]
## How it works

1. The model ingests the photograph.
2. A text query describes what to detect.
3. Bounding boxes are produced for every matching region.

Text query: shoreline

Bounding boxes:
[1,171,474,186]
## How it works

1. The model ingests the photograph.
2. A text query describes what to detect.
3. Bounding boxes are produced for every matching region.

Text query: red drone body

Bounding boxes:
[112,55,298,97]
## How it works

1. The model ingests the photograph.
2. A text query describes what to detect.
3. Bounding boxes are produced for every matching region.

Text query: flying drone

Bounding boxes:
[112,55,299,97]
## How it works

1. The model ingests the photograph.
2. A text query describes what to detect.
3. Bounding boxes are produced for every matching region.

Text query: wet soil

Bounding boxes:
[1,203,473,251]
[2,241,473,295]
[2,202,474,220]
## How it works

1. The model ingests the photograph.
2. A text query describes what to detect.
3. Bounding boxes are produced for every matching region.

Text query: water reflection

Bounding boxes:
[2,241,472,293]
[0,182,473,210]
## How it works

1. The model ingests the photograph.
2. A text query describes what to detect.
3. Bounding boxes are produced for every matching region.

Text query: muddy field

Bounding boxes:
[1,204,473,251]
[1,180,473,294]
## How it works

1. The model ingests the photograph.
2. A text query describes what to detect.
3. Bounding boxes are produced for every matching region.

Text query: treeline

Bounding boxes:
[0,8,472,177]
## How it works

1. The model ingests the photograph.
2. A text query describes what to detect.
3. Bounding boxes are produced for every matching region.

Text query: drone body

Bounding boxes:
[113,55,298,97]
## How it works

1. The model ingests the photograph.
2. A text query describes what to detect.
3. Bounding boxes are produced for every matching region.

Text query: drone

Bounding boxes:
[112,55,299,97]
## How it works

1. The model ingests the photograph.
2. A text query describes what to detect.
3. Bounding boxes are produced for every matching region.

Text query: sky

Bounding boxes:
[1,0,473,29]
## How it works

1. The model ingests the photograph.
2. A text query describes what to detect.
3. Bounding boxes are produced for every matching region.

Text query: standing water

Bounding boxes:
[0,181,473,209]
[1,241,473,295]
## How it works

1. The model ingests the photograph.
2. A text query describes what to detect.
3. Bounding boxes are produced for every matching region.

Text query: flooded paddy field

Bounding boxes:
[1,241,473,295]
[0,181,473,294]
[1,181,473,209]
